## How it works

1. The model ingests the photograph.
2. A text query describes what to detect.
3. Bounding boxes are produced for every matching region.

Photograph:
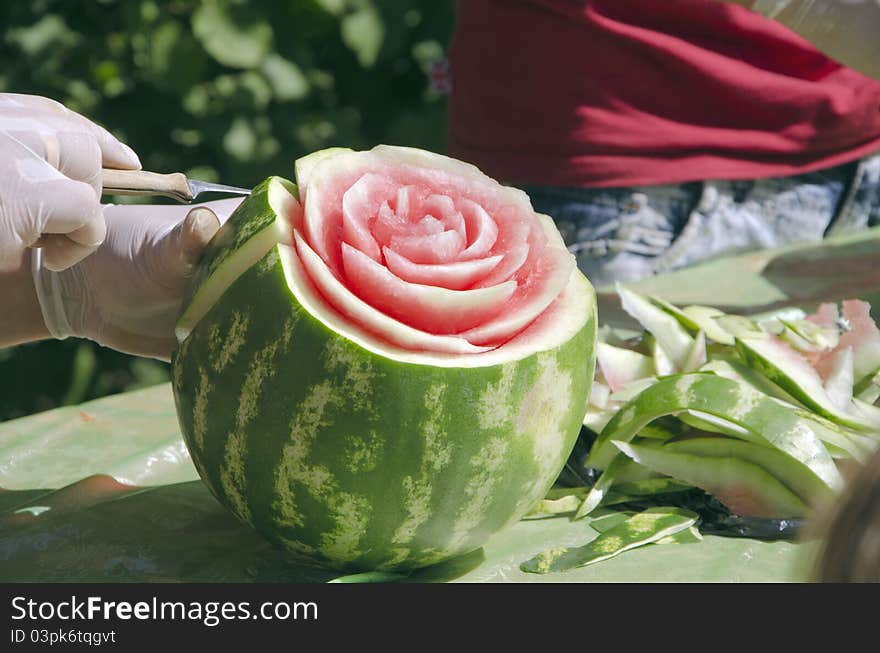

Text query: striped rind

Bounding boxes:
[176,177,296,341]
[173,247,595,571]
[734,335,874,431]
[585,373,841,492]
[661,437,833,506]
[172,177,597,571]
[613,441,808,518]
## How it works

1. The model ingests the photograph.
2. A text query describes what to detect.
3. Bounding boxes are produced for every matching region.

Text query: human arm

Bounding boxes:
[1,198,243,361]
[0,250,50,348]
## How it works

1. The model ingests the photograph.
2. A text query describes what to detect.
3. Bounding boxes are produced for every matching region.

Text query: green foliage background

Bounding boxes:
[0,0,454,420]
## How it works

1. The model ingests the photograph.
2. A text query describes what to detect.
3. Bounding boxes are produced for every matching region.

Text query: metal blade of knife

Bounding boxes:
[101,168,251,203]
[27,169,251,249]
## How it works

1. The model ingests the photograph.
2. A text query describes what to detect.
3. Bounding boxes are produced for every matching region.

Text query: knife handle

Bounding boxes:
[102,168,193,203]
[27,169,195,249]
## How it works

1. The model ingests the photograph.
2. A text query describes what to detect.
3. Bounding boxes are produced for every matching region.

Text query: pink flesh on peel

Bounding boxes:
[713,486,777,518]
[769,335,827,384]
[823,346,854,410]
[383,247,503,290]
[589,381,612,409]
[813,300,880,381]
[293,230,490,354]
[597,350,643,393]
[840,300,880,379]
[807,302,839,329]
[341,242,517,334]
[802,303,840,369]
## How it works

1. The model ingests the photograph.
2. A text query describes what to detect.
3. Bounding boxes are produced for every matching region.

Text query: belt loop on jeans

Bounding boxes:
[825,153,879,237]
[652,180,714,274]
[696,180,719,213]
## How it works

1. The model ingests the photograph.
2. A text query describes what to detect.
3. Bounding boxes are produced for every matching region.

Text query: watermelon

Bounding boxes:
[575,286,880,523]
[171,145,597,572]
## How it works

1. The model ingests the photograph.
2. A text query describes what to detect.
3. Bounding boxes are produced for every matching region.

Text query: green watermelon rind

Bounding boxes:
[586,373,840,489]
[661,437,834,507]
[734,334,875,432]
[613,441,809,518]
[176,176,296,342]
[577,373,843,517]
[172,171,598,572]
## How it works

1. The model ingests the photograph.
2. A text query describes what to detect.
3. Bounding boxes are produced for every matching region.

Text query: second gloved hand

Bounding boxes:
[0,93,141,272]
[32,198,243,361]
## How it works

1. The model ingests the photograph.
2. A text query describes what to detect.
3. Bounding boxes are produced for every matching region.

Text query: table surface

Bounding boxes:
[5,228,879,583]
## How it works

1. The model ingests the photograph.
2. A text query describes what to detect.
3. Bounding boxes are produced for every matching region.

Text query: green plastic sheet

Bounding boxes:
[6,228,880,583]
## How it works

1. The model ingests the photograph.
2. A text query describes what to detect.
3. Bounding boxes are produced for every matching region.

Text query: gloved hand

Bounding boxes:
[31,198,243,361]
[0,93,141,273]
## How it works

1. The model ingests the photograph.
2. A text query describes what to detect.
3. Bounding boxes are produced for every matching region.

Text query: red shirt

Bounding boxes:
[446,0,880,188]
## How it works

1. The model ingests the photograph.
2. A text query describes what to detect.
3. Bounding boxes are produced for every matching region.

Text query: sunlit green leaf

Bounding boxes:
[238,71,273,109]
[148,21,181,76]
[127,359,171,391]
[296,117,337,151]
[63,344,96,406]
[64,80,101,113]
[171,128,203,147]
[140,0,160,23]
[412,39,443,68]
[213,74,238,97]
[182,84,211,116]
[185,166,219,183]
[341,6,384,67]
[92,60,126,98]
[223,116,257,160]
[315,0,347,15]
[192,1,273,69]
[7,15,80,56]
[261,54,309,101]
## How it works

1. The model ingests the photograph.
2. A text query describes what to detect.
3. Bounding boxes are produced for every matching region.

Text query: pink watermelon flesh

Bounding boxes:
[383,247,503,291]
[298,153,574,348]
[713,485,776,519]
[459,200,499,259]
[807,302,839,329]
[812,300,880,381]
[340,242,516,334]
[293,230,491,354]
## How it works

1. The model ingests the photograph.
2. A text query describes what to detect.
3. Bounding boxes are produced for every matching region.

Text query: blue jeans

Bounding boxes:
[521,153,880,289]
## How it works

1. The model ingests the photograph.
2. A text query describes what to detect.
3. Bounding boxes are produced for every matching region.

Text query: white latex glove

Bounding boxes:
[0,93,141,273]
[31,198,243,361]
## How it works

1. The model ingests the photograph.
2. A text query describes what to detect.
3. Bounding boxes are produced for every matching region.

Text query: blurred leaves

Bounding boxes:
[0,0,453,187]
[0,0,453,420]
[261,54,309,101]
[341,4,385,67]
[191,1,273,69]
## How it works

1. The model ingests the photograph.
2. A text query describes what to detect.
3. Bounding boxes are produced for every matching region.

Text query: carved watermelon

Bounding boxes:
[171,146,597,571]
